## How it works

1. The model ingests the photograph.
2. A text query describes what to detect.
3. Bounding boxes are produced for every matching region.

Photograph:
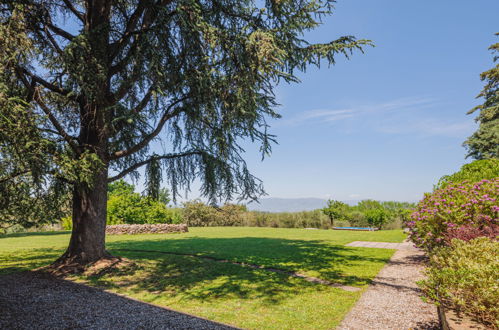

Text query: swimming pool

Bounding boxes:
[333,227,378,231]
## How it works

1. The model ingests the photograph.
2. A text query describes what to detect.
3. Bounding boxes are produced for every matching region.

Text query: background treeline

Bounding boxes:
[182,199,413,229]
[57,179,413,230]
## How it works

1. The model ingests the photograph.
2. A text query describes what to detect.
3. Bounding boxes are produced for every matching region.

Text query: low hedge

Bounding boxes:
[106,224,188,235]
[418,237,498,328]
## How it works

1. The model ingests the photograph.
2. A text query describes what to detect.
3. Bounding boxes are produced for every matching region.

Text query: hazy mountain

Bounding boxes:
[246,197,359,212]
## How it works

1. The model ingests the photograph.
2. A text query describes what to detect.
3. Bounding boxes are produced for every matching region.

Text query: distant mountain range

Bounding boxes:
[246,197,360,213]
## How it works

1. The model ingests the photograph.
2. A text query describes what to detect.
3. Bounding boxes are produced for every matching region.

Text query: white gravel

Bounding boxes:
[337,248,439,330]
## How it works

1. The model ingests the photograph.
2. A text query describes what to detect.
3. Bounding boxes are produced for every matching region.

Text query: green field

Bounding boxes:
[0,227,406,329]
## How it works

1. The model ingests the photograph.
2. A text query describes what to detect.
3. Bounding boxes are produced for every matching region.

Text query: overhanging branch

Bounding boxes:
[33,89,80,154]
[110,96,188,159]
[0,170,30,185]
[46,22,75,41]
[61,0,84,22]
[19,67,74,98]
[108,150,202,182]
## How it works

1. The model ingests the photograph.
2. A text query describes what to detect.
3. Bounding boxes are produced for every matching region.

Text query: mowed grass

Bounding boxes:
[0,227,406,329]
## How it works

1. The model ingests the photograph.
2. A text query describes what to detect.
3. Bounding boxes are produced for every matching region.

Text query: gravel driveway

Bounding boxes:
[0,271,237,330]
[337,248,439,330]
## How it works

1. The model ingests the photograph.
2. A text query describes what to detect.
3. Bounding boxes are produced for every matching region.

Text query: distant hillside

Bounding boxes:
[247,197,338,212]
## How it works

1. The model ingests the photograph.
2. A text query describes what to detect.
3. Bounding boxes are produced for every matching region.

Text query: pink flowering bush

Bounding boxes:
[444,224,499,244]
[408,178,499,251]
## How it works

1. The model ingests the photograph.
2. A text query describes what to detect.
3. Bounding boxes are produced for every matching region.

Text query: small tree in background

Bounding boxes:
[364,208,389,229]
[321,200,348,227]
[464,33,499,159]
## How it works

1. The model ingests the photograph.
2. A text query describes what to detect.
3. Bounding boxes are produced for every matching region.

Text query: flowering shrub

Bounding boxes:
[444,224,499,244]
[408,178,498,251]
[418,238,498,328]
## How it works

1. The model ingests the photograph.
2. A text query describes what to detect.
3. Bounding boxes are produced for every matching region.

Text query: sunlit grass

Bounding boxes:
[0,227,406,329]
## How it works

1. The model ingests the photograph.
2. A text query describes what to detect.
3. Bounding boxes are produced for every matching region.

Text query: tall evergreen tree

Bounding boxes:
[464,34,499,159]
[0,1,370,266]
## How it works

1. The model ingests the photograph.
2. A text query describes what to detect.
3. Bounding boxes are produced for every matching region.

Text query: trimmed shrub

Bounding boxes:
[408,178,498,251]
[419,238,499,328]
[436,159,499,189]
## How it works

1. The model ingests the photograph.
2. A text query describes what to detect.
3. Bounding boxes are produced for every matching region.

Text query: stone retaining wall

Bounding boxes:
[106,224,188,235]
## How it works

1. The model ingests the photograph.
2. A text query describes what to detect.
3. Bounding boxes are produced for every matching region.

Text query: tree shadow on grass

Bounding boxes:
[107,236,391,286]
[89,236,394,306]
[1,236,393,309]
[0,231,69,238]
[0,248,62,275]
[98,252,316,305]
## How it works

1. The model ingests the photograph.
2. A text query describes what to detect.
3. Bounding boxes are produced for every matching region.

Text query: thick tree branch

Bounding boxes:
[62,0,85,22]
[108,150,202,182]
[0,170,30,185]
[33,89,80,154]
[109,2,148,60]
[110,0,174,78]
[111,84,156,134]
[19,67,74,98]
[132,85,155,114]
[44,29,64,56]
[46,22,75,41]
[111,96,188,159]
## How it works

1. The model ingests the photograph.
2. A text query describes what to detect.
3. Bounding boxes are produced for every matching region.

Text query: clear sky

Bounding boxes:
[136,1,499,203]
[222,0,498,203]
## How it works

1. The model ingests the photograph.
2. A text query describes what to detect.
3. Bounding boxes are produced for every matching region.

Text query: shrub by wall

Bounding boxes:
[419,238,498,328]
[106,223,188,235]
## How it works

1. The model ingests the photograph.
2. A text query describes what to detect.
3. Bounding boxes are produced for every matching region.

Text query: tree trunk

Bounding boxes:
[58,165,109,265]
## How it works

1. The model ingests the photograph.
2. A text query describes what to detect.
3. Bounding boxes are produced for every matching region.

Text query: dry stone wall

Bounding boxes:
[106,224,188,235]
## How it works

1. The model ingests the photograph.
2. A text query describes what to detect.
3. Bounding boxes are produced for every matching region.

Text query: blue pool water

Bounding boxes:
[333,227,378,231]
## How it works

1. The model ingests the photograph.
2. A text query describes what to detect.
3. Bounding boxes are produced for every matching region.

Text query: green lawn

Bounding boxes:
[0,227,406,329]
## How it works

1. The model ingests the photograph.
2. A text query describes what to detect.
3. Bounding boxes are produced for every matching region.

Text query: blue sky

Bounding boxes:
[232,0,499,202]
[129,1,498,203]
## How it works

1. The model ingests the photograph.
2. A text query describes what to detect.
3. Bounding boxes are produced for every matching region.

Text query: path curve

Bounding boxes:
[337,246,439,330]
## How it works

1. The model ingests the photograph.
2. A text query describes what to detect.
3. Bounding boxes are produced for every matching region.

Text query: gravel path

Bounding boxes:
[337,248,439,330]
[0,271,237,330]
[346,241,417,250]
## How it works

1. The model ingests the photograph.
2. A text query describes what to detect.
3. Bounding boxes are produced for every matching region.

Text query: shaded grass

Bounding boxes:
[76,251,363,329]
[0,227,406,329]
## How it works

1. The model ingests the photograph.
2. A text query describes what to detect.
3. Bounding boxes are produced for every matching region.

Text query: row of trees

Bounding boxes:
[55,189,412,230]
[321,199,413,229]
